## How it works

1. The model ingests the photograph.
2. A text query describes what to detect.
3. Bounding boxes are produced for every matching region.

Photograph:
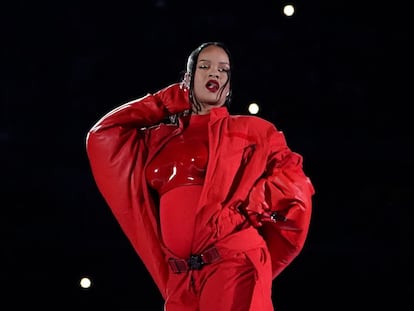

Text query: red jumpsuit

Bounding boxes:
[86,84,315,311]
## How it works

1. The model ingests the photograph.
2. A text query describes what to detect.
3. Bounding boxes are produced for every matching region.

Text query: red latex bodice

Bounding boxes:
[145,114,210,196]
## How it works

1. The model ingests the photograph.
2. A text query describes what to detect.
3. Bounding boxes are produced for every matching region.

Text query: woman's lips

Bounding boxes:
[206,80,219,92]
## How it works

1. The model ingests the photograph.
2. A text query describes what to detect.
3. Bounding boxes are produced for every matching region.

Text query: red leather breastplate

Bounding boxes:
[145,114,209,196]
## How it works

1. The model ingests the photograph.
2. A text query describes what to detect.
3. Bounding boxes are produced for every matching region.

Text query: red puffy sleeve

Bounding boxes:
[85,83,190,298]
[242,127,315,279]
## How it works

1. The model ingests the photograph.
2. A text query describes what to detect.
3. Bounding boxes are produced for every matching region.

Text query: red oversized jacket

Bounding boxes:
[86,91,315,299]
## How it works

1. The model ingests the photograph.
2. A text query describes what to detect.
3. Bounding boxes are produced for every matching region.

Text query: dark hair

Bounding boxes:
[185,41,233,111]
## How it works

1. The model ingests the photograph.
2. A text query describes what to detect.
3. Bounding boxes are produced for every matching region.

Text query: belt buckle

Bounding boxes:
[187,254,204,270]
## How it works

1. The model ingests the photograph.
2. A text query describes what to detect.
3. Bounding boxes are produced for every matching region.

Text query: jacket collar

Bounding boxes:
[209,106,230,119]
[177,106,229,128]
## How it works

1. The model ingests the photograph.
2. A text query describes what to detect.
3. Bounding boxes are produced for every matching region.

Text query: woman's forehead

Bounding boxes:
[198,46,230,63]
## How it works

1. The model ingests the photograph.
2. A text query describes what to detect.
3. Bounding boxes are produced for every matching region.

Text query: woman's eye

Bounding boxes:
[219,68,230,73]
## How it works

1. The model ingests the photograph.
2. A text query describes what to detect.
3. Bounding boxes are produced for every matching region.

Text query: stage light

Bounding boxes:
[79,277,92,289]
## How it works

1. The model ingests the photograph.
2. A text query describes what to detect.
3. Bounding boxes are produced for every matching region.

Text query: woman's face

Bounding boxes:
[192,45,231,114]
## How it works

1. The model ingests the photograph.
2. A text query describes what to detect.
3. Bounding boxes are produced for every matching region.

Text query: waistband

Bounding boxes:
[167,226,266,274]
[168,246,220,273]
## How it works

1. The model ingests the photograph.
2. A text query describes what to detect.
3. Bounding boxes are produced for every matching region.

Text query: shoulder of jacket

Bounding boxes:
[230,114,275,127]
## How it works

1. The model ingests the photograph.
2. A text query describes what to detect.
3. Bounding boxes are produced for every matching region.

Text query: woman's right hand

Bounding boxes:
[154,82,191,114]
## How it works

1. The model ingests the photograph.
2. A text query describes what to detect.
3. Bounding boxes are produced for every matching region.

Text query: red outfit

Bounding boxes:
[86,84,314,310]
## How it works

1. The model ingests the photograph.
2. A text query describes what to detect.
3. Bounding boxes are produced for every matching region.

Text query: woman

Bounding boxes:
[86,41,315,311]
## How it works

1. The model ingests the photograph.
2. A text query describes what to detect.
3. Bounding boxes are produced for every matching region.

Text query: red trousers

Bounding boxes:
[164,228,274,311]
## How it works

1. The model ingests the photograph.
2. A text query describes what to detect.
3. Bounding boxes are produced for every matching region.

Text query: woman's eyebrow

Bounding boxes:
[198,59,229,66]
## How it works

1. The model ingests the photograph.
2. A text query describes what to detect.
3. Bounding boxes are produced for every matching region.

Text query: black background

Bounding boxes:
[2,0,412,310]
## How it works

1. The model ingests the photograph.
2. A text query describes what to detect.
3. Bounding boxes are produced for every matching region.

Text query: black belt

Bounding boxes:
[168,246,221,273]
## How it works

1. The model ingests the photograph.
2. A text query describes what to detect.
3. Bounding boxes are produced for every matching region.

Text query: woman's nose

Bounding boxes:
[208,72,219,79]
